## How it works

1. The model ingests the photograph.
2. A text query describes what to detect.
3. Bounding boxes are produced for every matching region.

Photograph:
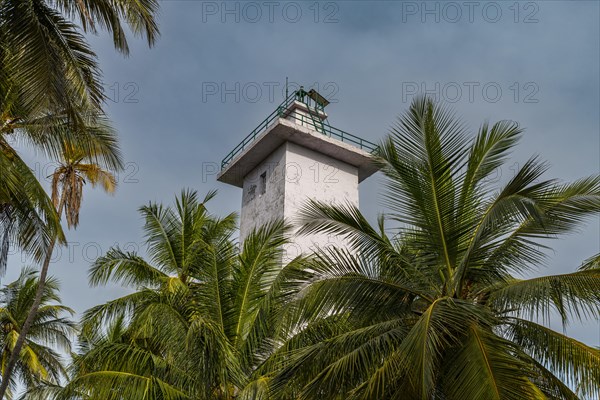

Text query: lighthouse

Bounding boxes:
[217,86,379,259]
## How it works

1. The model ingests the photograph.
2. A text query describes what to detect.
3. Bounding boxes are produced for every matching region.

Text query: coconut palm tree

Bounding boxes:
[0,268,76,399]
[274,97,600,399]
[0,128,122,397]
[0,2,157,395]
[54,190,305,399]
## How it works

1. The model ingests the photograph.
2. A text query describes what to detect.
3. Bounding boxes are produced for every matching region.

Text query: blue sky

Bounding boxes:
[7,0,600,354]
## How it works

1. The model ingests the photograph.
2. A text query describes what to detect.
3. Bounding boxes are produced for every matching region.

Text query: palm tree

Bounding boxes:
[0,130,122,397]
[274,97,600,399]
[0,2,157,395]
[0,268,76,399]
[57,190,305,399]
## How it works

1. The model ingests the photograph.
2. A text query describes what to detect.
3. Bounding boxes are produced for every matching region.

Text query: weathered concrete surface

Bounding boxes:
[239,143,287,243]
[282,142,359,260]
[238,141,359,260]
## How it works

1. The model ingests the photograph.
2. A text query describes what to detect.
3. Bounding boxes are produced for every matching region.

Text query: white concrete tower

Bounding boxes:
[217,87,378,259]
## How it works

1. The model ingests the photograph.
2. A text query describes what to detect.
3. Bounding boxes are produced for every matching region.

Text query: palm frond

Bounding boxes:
[88,247,167,288]
[506,317,600,398]
[486,269,600,324]
[441,324,541,400]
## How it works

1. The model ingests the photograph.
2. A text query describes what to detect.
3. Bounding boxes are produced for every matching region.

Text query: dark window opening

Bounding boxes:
[259,172,267,195]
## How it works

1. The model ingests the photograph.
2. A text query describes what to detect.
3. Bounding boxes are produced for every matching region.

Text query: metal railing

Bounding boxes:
[284,113,378,153]
[220,90,378,170]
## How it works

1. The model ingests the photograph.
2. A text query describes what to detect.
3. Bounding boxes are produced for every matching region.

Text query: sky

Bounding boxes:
[5,0,600,360]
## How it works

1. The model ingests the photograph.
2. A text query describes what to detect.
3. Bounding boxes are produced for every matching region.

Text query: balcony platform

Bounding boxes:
[217,118,379,188]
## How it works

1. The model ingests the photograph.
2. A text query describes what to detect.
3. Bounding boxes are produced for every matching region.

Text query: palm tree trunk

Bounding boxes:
[0,196,65,399]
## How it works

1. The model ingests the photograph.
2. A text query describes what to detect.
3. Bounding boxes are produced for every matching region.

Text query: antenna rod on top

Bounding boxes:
[285,77,288,99]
